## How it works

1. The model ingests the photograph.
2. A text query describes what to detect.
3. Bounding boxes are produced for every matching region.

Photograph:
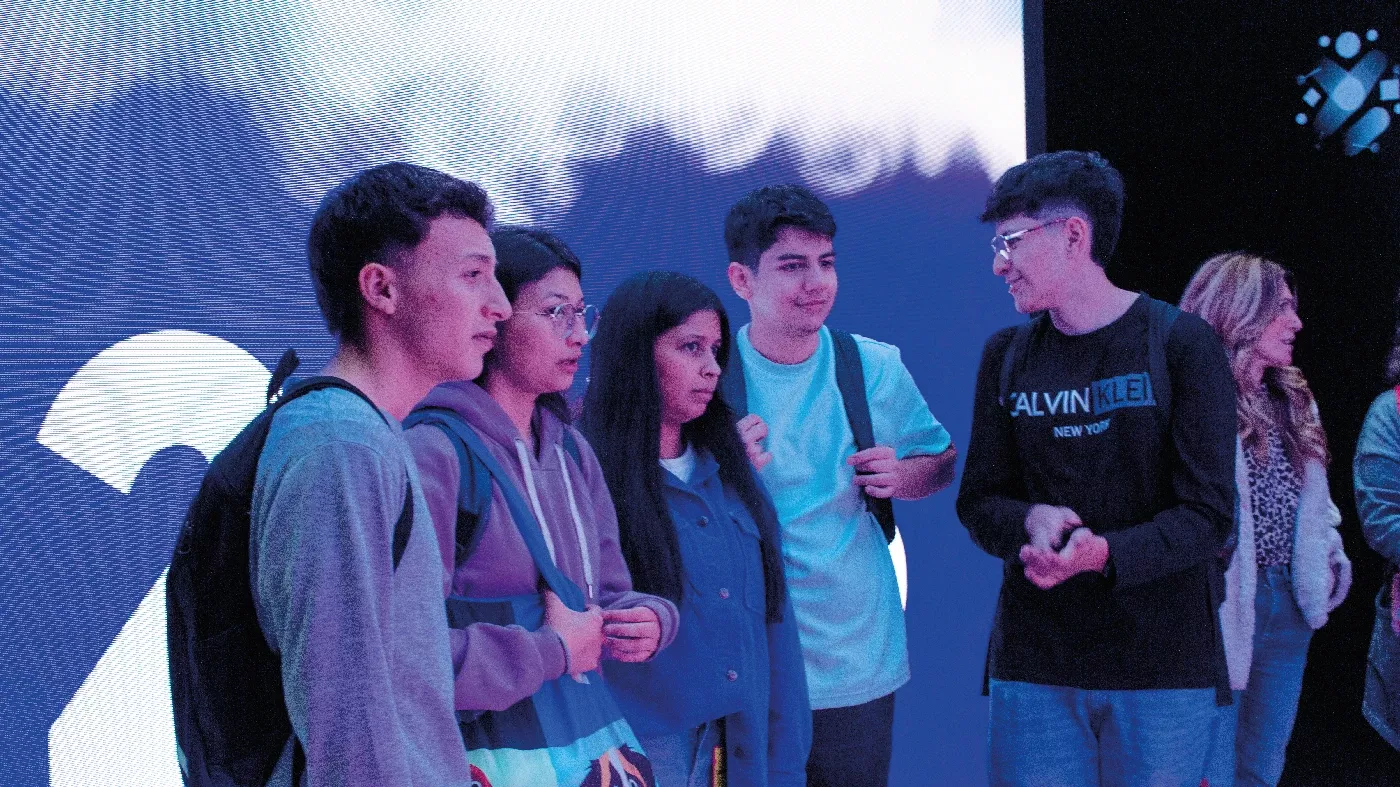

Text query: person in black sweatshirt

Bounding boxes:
[956,150,1237,786]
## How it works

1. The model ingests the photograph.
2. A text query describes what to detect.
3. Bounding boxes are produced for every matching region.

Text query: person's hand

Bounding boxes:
[544,590,604,678]
[602,606,662,663]
[1020,526,1109,590]
[1024,504,1082,551]
[849,446,899,499]
[737,414,772,471]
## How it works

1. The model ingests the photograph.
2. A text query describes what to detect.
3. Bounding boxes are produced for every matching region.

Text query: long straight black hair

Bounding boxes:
[580,271,787,622]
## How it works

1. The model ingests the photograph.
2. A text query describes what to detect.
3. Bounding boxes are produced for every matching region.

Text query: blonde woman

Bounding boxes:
[1181,253,1351,786]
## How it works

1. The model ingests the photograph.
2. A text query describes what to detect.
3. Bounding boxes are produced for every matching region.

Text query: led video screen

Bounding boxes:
[0,2,1029,783]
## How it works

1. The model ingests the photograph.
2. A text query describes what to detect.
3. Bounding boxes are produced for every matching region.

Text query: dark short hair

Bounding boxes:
[979,150,1125,266]
[724,184,837,270]
[307,162,493,347]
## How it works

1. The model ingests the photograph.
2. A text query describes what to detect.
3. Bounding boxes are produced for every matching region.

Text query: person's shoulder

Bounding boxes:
[846,331,903,367]
[1364,387,1400,428]
[985,324,1020,349]
[265,388,401,469]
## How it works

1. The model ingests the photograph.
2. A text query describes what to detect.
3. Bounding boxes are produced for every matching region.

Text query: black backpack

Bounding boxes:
[721,329,897,544]
[166,350,414,787]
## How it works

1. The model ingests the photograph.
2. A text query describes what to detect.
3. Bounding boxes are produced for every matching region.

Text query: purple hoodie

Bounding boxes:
[404,380,679,713]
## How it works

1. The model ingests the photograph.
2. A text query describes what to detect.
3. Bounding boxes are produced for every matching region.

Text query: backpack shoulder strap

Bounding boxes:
[830,329,874,451]
[1144,297,1181,417]
[720,329,749,416]
[407,407,588,612]
[561,427,583,468]
[405,407,494,567]
[998,315,1042,408]
[830,329,897,544]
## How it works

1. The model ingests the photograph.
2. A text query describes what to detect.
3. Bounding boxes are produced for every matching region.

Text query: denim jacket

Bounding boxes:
[1354,388,1400,750]
[603,449,811,786]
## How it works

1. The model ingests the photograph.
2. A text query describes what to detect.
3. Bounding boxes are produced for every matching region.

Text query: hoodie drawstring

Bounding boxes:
[514,439,560,568]
[555,443,596,600]
[513,438,596,601]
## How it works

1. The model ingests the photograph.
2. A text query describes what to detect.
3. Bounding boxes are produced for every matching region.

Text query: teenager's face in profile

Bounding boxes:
[746,226,837,335]
[991,213,1069,315]
[494,266,588,396]
[395,214,510,382]
[654,309,723,429]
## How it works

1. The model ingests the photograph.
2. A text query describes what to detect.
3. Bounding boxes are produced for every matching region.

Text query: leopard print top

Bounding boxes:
[1243,424,1302,567]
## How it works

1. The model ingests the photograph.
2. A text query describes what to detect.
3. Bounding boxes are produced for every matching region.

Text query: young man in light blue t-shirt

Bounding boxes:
[723,184,958,786]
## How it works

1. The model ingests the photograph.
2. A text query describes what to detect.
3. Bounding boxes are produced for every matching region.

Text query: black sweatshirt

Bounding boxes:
[957,295,1237,693]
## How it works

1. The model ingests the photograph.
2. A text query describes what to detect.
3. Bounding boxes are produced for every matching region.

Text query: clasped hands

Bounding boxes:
[1020,504,1109,590]
[544,591,661,682]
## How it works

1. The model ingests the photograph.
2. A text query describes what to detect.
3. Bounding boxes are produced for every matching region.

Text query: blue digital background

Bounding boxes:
[0,14,1028,786]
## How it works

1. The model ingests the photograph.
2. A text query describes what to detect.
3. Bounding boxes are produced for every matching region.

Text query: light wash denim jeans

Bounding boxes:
[988,679,1218,786]
[639,719,722,787]
[1206,565,1314,787]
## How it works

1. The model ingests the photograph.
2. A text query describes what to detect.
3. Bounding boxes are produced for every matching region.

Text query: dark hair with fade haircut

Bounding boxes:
[979,150,1125,267]
[580,271,788,622]
[308,161,493,347]
[481,226,584,423]
[724,184,837,270]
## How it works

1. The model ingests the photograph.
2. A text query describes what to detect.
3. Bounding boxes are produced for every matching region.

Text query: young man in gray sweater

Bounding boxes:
[249,162,511,785]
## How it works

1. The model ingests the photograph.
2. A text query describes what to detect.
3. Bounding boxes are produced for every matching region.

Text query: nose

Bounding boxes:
[993,253,1011,277]
[1288,310,1303,332]
[701,351,721,380]
[567,315,588,347]
[485,277,512,321]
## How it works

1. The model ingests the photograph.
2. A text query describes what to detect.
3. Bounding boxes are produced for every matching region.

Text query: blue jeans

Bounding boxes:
[639,719,723,787]
[1206,565,1314,787]
[988,679,1218,786]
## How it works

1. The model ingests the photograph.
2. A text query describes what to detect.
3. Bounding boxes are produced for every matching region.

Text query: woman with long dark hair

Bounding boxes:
[581,271,810,787]
[405,229,678,786]
[1181,253,1350,786]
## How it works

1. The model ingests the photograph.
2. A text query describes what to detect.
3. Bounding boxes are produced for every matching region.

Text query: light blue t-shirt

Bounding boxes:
[736,324,951,709]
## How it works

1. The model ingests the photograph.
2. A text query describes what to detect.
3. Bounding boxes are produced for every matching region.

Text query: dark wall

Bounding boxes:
[1043,1,1400,783]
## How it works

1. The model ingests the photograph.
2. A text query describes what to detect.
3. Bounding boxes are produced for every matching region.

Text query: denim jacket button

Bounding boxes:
[697,516,709,527]
[719,587,730,599]
[726,669,738,681]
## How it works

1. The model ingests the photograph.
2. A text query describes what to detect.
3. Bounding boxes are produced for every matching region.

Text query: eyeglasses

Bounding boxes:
[535,303,599,337]
[990,218,1069,260]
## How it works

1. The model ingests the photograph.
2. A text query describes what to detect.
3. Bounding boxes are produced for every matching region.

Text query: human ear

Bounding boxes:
[727,261,754,301]
[359,262,398,317]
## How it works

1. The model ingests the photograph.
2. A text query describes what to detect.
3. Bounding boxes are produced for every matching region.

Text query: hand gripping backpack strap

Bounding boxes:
[407,407,588,612]
[830,329,897,544]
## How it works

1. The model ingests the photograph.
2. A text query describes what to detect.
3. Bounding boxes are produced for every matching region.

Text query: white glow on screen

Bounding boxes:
[2,0,1025,222]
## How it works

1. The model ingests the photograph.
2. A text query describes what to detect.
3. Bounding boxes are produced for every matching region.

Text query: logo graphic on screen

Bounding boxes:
[1296,29,1397,155]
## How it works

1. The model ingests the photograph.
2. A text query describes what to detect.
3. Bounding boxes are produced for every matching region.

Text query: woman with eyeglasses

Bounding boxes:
[405,228,678,785]
[580,271,810,787]
[1180,253,1350,787]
